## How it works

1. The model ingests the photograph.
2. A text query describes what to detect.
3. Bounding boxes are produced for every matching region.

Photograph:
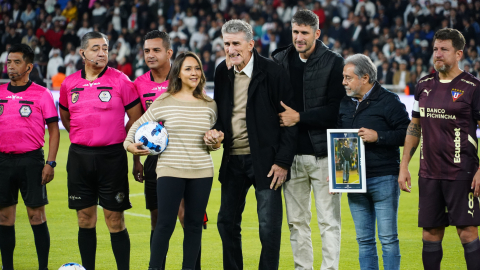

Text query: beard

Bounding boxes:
[434,61,452,73]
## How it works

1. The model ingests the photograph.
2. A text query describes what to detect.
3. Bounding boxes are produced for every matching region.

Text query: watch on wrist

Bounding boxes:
[46,161,57,168]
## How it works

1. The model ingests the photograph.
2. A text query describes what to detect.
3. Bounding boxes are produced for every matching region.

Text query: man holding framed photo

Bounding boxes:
[337,54,410,270]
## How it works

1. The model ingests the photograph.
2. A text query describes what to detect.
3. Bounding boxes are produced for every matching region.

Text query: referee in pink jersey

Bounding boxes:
[59,32,142,270]
[0,44,60,270]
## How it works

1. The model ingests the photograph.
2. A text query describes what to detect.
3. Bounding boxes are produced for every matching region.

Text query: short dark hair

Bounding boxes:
[291,9,319,31]
[144,30,172,50]
[58,66,66,73]
[433,28,465,51]
[167,51,209,101]
[8,43,34,64]
[80,31,109,49]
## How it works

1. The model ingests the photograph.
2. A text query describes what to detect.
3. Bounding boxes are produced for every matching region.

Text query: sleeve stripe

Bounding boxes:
[125,98,140,110]
[412,100,419,112]
[45,116,59,123]
[59,103,69,112]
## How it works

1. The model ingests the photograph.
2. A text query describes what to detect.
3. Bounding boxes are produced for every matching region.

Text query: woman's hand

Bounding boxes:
[127,142,151,156]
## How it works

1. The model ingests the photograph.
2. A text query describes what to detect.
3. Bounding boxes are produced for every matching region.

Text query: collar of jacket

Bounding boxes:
[361,81,382,101]
[271,40,330,63]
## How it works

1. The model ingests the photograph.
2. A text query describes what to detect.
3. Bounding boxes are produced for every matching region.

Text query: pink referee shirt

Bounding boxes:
[0,81,58,154]
[134,70,169,112]
[59,67,140,147]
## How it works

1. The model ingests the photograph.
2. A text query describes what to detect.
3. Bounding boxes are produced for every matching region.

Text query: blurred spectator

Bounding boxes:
[393,60,411,90]
[202,50,215,81]
[355,0,376,18]
[52,4,67,26]
[62,1,78,23]
[64,48,80,76]
[47,48,63,79]
[92,1,107,29]
[0,44,10,79]
[35,21,48,40]
[21,28,37,48]
[183,9,197,34]
[20,3,36,27]
[117,56,132,79]
[77,20,93,39]
[113,35,131,63]
[61,24,80,49]
[313,2,326,29]
[337,0,353,19]
[127,5,138,32]
[45,21,64,49]
[10,2,21,23]
[190,26,208,52]
[45,0,56,14]
[51,65,66,90]
[108,50,118,69]
[109,0,128,33]
[5,27,21,48]
[377,61,394,85]
[277,1,292,23]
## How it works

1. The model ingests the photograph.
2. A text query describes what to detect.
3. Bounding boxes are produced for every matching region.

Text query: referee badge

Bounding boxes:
[99,91,112,102]
[146,100,153,109]
[0,104,3,116]
[19,105,32,117]
[72,92,79,104]
[115,192,125,203]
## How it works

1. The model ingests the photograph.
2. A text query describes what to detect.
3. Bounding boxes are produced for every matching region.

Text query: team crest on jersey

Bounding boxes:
[451,89,464,102]
[146,100,153,109]
[0,104,3,116]
[115,192,125,203]
[19,105,31,117]
[72,92,79,103]
[98,91,112,102]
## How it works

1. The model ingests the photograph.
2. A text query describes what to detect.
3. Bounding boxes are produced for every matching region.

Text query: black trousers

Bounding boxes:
[149,176,212,269]
[217,155,283,270]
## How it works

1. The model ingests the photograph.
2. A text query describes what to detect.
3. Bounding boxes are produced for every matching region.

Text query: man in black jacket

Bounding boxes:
[204,19,297,270]
[338,54,409,270]
[341,140,353,183]
[271,10,345,270]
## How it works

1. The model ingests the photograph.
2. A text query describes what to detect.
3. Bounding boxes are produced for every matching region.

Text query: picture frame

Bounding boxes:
[327,129,366,193]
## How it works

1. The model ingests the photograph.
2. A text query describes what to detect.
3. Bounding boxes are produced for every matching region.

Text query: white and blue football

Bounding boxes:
[134,121,169,155]
[58,263,86,270]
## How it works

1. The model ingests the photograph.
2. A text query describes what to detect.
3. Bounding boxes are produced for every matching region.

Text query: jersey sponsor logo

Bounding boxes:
[151,86,167,91]
[418,77,434,83]
[6,94,22,100]
[420,107,457,119]
[454,128,461,163]
[0,104,3,116]
[98,91,112,102]
[461,79,476,87]
[145,100,153,109]
[72,92,79,104]
[423,89,432,96]
[82,82,101,87]
[451,89,464,102]
[115,192,125,203]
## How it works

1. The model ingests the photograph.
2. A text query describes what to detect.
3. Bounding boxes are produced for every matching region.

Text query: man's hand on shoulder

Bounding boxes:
[279,101,299,127]
[268,164,288,190]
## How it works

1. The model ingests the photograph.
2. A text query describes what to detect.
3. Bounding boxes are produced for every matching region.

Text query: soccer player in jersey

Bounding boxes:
[59,31,142,270]
[0,44,59,270]
[399,28,480,270]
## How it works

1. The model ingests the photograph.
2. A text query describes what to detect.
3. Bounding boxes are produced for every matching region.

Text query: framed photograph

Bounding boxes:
[327,129,366,193]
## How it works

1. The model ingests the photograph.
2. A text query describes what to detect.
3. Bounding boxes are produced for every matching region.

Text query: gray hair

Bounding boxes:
[81,31,109,50]
[292,9,319,31]
[221,19,253,41]
[345,54,377,84]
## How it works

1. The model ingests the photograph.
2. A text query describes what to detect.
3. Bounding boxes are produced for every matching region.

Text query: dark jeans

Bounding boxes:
[149,176,212,269]
[217,155,282,270]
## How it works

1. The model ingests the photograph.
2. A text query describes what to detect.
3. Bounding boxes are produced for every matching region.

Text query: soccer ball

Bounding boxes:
[58,263,86,270]
[134,121,169,155]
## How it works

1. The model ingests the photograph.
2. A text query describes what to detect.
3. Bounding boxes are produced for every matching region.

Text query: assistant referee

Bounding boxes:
[59,32,142,270]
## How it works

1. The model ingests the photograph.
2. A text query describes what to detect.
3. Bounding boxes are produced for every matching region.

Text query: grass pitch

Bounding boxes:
[3,130,467,269]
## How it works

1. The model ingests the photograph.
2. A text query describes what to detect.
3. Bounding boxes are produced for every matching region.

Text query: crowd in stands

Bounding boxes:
[0,0,480,92]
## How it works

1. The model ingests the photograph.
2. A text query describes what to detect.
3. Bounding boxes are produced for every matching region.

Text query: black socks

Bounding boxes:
[0,225,15,270]
[422,240,442,270]
[31,222,50,270]
[463,238,480,270]
[110,228,131,270]
[78,227,97,270]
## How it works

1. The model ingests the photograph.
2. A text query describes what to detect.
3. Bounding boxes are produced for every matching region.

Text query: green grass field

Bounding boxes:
[2,130,467,269]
